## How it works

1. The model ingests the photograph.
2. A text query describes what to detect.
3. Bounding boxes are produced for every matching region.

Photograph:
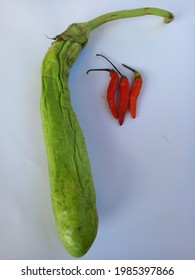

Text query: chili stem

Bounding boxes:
[96,54,123,76]
[86,68,111,74]
[122,64,141,79]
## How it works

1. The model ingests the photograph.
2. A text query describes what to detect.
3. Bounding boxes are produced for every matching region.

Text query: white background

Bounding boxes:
[0,0,195,260]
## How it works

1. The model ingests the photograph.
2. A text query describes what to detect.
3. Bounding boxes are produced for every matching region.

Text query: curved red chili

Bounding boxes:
[118,76,130,125]
[97,54,130,125]
[86,68,119,119]
[107,70,119,119]
[122,64,143,119]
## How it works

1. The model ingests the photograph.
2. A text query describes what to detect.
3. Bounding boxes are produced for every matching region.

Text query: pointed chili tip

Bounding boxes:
[119,119,124,126]
[112,113,119,120]
[130,111,136,119]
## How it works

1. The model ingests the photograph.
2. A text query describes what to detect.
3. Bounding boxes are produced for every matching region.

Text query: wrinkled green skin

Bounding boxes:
[41,34,97,258]
[40,8,174,258]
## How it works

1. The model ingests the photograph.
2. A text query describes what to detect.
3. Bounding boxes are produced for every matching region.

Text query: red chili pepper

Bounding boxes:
[86,68,119,119]
[118,76,130,125]
[97,54,130,125]
[107,70,119,119]
[122,64,143,119]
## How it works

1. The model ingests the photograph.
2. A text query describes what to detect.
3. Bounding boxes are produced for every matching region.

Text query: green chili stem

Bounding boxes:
[86,7,174,31]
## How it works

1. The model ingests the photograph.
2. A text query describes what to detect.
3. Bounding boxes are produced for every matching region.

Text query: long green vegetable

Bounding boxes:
[40,7,174,258]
